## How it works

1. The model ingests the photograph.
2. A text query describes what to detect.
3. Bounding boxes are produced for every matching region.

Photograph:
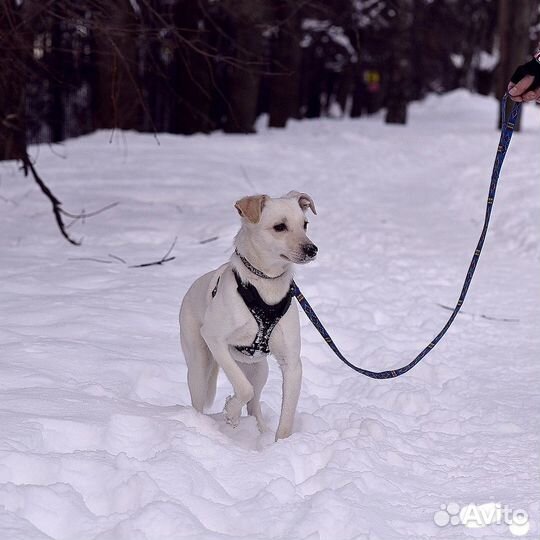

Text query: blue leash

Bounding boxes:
[291,96,522,379]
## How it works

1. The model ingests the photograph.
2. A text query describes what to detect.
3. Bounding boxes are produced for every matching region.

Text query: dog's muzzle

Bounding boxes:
[303,243,318,260]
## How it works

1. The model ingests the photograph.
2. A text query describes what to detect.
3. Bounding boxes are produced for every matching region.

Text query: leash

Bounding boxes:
[291,96,522,379]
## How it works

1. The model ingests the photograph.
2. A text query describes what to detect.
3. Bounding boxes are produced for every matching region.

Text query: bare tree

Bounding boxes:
[497,0,537,129]
[4,0,536,151]
[268,0,301,128]
[91,0,143,130]
[385,0,413,124]
[0,1,28,160]
[221,0,270,133]
[171,0,214,134]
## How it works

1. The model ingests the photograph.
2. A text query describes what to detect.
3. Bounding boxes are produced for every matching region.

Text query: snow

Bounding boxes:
[0,90,539,539]
[477,50,499,72]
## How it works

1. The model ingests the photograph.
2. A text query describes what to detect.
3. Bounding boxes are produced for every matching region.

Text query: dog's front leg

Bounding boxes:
[275,356,302,441]
[201,327,254,427]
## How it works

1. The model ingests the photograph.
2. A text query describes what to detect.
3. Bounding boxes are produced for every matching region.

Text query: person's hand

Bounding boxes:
[508,57,540,102]
[508,74,538,102]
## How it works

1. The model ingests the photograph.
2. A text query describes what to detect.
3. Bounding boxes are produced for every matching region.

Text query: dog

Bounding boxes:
[179,191,317,440]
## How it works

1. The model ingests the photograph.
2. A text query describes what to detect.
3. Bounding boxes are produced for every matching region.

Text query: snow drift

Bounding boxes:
[0,91,538,539]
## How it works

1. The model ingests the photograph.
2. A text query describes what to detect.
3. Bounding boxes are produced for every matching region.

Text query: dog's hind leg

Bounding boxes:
[185,343,213,413]
[239,359,269,432]
[205,358,219,409]
[181,312,214,412]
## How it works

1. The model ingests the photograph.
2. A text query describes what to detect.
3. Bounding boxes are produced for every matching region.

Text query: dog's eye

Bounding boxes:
[273,223,287,232]
[304,221,308,230]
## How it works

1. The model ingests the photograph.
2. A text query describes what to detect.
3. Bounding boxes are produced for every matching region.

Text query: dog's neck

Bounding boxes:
[233,231,293,290]
[235,248,287,279]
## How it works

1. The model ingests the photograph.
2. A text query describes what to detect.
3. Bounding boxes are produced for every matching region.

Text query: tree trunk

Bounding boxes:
[223,0,269,133]
[496,0,535,130]
[92,0,142,131]
[268,0,301,128]
[0,1,27,161]
[49,13,66,143]
[172,0,213,134]
[385,0,413,125]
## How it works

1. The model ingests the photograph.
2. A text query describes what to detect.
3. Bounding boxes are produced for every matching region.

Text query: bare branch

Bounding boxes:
[21,152,81,245]
[129,237,177,268]
[19,152,119,245]
[61,201,120,220]
[199,236,218,244]
[437,303,519,323]
[108,253,127,264]
[68,257,113,264]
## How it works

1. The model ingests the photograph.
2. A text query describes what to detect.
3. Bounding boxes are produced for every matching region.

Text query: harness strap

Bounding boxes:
[211,276,220,298]
[292,96,522,379]
[233,269,293,356]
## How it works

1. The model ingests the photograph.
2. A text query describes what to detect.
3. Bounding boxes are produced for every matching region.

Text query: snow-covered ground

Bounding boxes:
[0,91,539,540]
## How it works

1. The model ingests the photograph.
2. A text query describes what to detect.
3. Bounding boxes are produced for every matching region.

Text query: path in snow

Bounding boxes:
[0,91,539,539]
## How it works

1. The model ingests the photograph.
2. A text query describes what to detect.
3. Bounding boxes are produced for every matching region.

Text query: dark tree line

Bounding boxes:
[1,0,539,163]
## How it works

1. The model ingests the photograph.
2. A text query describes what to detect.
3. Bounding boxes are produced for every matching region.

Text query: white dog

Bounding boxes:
[179,191,317,440]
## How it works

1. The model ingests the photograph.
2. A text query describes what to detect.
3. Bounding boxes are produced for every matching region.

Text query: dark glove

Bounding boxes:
[510,59,540,91]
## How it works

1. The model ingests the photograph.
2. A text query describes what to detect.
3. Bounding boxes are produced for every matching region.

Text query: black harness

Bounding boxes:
[210,257,293,357]
[232,269,292,356]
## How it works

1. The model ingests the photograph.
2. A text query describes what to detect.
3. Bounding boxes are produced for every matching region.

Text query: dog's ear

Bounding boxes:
[235,194,268,224]
[286,191,317,215]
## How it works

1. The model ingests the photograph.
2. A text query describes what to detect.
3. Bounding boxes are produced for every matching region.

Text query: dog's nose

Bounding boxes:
[303,243,318,258]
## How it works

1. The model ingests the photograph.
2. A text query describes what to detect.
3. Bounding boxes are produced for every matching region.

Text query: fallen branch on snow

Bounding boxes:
[129,237,177,268]
[64,202,120,229]
[437,303,519,323]
[68,257,113,264]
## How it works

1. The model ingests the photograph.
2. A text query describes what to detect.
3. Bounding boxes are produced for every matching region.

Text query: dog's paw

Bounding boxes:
[255,417,267,434]
[275,426,293,441]
[223,395,242,427]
